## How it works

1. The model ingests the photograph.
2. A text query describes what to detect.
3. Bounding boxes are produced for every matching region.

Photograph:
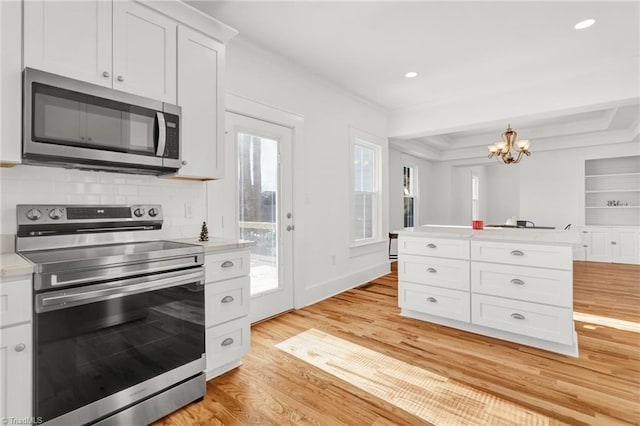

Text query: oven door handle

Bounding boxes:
[36,269,204,313]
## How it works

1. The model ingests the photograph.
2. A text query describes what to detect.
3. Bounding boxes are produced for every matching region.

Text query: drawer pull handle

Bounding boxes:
[221,295,234,304]
[14,343,26,352]
[510,250,524,256]
[426,297,437,303]
[221,337,234,347]
[510,278,525,285]
[426,243,437,249]
[426,268,437,273]
[510,313,526,320]
[221,260,234,268]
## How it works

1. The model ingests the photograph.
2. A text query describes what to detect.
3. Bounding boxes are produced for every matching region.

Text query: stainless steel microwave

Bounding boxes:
[23,68,181,175]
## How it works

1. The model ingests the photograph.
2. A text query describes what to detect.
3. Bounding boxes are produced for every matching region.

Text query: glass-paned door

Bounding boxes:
[227,112,294,323]
[238,133,279,296]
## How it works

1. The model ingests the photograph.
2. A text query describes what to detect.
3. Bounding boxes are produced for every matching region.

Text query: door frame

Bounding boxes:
[225,93,305,311]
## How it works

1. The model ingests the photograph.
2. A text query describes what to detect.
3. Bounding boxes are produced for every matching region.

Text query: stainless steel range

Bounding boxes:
[16,204,206,426]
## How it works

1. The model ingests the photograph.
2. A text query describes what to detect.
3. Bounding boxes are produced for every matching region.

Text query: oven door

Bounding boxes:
[34,267,205,425]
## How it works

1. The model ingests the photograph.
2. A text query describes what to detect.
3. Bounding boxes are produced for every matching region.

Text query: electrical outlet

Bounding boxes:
[184,201,193,219]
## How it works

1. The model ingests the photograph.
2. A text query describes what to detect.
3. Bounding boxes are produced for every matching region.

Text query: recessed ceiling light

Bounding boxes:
[405,71,418,79]
[574,19,595,30]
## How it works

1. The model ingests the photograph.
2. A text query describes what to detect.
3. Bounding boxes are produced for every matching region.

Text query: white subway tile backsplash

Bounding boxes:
[0,164,208,239]
[116,185,138,196]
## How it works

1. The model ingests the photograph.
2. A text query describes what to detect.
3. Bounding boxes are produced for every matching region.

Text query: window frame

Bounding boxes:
[350,128,383,247]
[471,173,480,220]
[403,165,417,227]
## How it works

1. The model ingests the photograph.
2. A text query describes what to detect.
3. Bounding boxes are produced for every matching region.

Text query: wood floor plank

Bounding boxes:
[155,261,640,425]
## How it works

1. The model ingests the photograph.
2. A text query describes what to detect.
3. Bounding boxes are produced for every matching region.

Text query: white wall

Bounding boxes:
[388,147,435,230]
[213,37,389,308]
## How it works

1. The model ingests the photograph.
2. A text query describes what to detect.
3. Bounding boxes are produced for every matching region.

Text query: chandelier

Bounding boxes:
[487,124,531,164]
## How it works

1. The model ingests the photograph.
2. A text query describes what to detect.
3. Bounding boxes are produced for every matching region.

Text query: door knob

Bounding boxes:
[15,343,26,352]
[102,71,110,78]
[286,225,295,231]
[117,75,125,82]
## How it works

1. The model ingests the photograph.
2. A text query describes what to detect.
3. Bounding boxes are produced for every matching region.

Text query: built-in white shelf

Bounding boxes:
[585,172,640,178]
[585,155,640,226]
[585,189,640,193]
[585,206,639,209]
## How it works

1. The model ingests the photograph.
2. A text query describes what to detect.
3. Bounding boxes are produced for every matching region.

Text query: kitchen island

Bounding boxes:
[395,225,581,356]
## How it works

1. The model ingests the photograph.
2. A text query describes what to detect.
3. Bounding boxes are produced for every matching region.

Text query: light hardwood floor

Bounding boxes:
[155,261,640,425]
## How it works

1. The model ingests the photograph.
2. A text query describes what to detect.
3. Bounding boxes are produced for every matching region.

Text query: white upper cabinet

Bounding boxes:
[112,1,176,103]
[24,0,177,103]
[24,0,112,87]
[175,25,225,179]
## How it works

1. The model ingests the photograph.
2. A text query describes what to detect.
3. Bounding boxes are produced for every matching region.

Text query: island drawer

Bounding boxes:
[205,276,250,327]
[399,255,470,291]
[471,294,574,344]
[399,236,469,260]
[399,281,470,322]
[471,262,572,307]
[470,241,572,270]
[205,250,250,283]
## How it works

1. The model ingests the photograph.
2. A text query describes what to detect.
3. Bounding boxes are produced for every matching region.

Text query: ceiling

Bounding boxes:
[188,1,640,162]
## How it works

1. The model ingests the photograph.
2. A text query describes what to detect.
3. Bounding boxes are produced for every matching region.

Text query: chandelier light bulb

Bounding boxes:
[487,124,532,164]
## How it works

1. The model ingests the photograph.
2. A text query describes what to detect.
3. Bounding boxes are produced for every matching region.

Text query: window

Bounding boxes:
[403,166,415,227]
[352,137,381,244]
[472,174,480,220]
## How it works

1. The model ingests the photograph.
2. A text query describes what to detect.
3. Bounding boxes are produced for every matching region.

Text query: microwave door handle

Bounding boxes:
[156,112,167,157]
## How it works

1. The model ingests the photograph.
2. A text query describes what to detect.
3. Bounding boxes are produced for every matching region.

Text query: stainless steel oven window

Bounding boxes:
[34,278,205,424]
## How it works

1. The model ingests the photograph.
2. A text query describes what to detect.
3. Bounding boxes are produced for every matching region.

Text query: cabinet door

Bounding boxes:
[24,0,112,87]
[584,227,612,262]
[0,324,32,421]
[612,228,640,264]
[1,0,23,165]
[113,1,177,103]
[176,26,225,179]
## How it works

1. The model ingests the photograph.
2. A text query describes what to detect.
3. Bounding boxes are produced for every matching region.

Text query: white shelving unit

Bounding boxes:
[585,156,640,226]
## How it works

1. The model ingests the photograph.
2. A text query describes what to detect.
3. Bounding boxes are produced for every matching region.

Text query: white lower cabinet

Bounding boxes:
[0,323,32,422]
[0,277,33,421]
[398,235,578,356]
[204,249,251,379]
[578,226,640,264]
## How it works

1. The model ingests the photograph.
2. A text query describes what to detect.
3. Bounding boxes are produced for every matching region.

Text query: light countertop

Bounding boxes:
[394,225,581,245]
[170,238,255,253]
[0,252,34,279]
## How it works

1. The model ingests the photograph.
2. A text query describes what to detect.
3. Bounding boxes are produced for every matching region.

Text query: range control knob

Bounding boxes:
[49,208,64,220]
[148,208,159,217]
[133,208,145,217]
[26,208,42,221]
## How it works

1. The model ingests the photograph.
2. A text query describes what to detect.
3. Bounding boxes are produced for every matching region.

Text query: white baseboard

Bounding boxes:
[298,261,390,309]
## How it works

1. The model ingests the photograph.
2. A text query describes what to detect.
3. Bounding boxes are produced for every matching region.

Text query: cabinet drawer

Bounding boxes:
[471,294,574,344]
[399,282,470,323]
[206,276,250,327]
[205,250,250,283]
[206,317,250,371]
[399,236,469,260]
[471,241,572,270]
[399,255,469,291]
[0,278,31,328]
[471,262,572,307]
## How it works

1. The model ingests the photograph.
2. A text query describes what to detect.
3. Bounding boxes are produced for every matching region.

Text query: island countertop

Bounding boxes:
[394,225,581,245]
